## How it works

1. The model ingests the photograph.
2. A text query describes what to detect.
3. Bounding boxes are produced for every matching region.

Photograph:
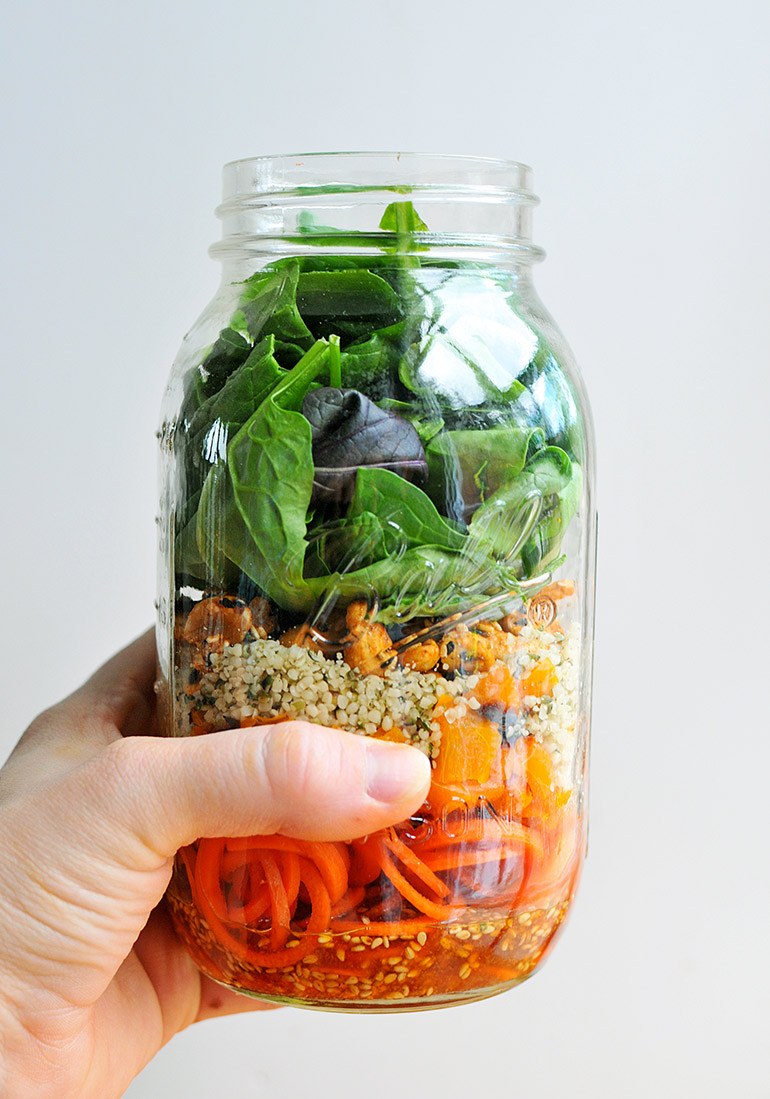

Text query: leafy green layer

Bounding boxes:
[176,201,583,618]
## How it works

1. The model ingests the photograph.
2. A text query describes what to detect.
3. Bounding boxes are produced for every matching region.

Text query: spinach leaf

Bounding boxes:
[303,543,512,624]
[196,340,331,609]
[305,510,398,577]
[348,467,466,553]
[181,336,286,503]
[295,211,378,262]
[297,270,401,321]
[188,335,284,451]
[233,262,312,344]
[511,341,584,460]
[339,330,399,393]
[302,388,428,506]
[302,446,581,615]
[295,270,402,343]
[378,399,445,446]
[303,545,441,610]
[425,422,540,522]
[182,327,252,415]
[470,446,581,574]
[379,200,429,235]
[337,321,417,398]
[518,452,582,574]
[297,206,426,257]
[273,339,310,368]
[399,332,526,411]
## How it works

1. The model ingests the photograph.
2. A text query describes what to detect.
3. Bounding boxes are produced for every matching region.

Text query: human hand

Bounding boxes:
[0,631,431,1099]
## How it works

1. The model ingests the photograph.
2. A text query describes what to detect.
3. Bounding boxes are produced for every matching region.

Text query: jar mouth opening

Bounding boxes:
[215,152,543,264]
[221,151,538,205]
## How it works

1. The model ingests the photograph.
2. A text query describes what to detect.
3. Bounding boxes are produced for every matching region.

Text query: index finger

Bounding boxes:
[4,630,158,780]
[70,628,159,736]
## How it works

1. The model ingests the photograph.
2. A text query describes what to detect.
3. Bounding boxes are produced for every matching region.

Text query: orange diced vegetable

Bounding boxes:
[500,735,571,821]
[432,695,502,785]
[426,779,488,817]
[525,738,556,792]
[470,663,520,710]
[520,657,558,698]
[523,738,572,820]
[372,725,409,744]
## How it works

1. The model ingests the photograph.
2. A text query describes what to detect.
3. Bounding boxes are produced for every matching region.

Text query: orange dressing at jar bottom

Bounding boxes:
[168,890,574,1010]
[165,814,583,1011]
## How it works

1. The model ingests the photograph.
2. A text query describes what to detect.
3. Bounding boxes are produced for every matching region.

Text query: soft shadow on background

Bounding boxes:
[1,1,768,1096]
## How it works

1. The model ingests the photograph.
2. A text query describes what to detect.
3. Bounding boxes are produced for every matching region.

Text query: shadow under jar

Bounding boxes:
[157,152,596,1012]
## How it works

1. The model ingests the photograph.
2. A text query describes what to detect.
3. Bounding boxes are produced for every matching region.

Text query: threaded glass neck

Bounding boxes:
[210,151,545,270]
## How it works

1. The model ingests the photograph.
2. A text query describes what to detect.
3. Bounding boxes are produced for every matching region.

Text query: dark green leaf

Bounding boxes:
[188,335,284,448]
[296,270,401,319]
[235,262,313,343]
[338,322,410,396]
[515,342,584,460]
[196,341,332,610]
[426,422,538,521]
[348,467,466,552]
[193,327,252,404]
[470,446,581,574]
[180,335,286,505]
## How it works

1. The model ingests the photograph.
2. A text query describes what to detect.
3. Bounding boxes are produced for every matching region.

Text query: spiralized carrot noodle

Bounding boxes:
[376,844,455,921]
[260,852,291,950]
[182,798,572,982]
[413,817,543,854]
[330,885,365,918]
[383,829,451,898]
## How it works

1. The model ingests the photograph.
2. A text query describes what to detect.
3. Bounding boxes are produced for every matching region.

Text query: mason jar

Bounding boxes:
[157,152,596,1011]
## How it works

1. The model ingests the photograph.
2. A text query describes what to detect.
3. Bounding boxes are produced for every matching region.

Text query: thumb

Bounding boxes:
[80,722,431,868]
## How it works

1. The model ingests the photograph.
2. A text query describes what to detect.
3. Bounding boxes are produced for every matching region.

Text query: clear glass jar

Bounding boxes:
[157,152,596,1012]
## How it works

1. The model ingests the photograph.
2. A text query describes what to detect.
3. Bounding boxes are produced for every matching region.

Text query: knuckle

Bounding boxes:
[15,705,71,753]
[260,722,318,796]
[256,722,352,803]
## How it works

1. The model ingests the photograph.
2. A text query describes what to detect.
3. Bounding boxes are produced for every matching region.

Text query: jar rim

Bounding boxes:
[215,152,543,265]
[221,151,538,204]
[223,150,534,170]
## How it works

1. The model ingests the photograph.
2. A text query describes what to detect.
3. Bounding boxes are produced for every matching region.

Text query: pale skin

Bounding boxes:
[0,631,431,1099]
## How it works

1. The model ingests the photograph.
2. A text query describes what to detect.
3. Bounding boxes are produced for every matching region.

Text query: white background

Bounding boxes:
[2,1,769,1096]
